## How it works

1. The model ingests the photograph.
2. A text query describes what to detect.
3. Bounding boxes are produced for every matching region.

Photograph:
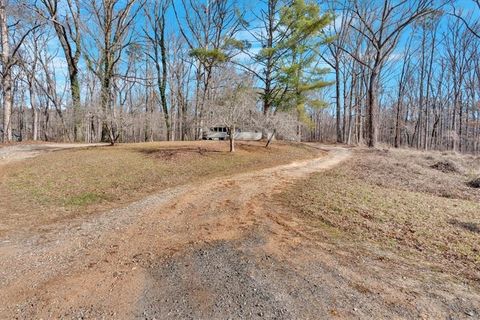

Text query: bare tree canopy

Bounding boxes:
[0,0,479,154]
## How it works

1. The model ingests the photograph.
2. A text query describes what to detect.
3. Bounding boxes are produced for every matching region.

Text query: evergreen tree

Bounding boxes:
[277,0,333,125]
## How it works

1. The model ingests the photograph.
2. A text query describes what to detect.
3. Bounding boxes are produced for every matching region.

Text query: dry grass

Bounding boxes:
[350,148,480,201]
[281,148,480,282]
[0,141,318,237]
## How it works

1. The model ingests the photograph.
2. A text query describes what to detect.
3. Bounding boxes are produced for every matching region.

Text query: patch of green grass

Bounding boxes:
[64,192,105,206]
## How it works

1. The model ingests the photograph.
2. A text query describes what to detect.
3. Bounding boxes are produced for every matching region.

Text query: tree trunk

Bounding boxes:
[70,71,81,141]
[366,70,378,148]
[32,107,38,141]
[394,99,402,148]
[18,88,24,141]
[265,128,276,148]
[158,12,170,141]
[1,0,12,142]
[229,125,235,152]
[335,58,342,143]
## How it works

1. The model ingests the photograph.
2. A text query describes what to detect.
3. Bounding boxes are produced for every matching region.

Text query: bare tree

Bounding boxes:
[320,2,353,143]
[207,70,256,152]
[1,0,39,142]
[143,0,171,140]
[239,0,288,116]
[173,0,243,139]
[450,0,480,39]
[36,0,82,141]
[344,0,436,147]
[85,0,143,145]
[168,35,193,141]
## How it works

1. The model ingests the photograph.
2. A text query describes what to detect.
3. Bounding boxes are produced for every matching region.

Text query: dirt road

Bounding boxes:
[0,146,478,319]
[0,143,108,165]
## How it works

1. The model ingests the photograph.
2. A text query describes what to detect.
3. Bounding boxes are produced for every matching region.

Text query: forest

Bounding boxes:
[1,0,479,153]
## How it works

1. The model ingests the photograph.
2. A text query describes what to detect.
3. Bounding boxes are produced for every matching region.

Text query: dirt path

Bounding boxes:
[0,146,478,319]
[0,143,108,165]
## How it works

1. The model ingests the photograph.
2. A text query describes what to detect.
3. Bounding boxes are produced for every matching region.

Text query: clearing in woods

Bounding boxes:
[0,142,479,319]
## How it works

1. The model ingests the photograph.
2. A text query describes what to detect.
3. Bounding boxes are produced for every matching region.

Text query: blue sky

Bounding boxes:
[41,0,480,109]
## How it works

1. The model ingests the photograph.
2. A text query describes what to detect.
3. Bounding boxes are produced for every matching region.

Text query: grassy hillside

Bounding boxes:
[281,148,480,282]
[0,141,319,236]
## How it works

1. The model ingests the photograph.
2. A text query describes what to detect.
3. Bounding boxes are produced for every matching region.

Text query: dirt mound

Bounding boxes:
[467,177,480,188]
[430,160,460,173]
[138,146,222,161]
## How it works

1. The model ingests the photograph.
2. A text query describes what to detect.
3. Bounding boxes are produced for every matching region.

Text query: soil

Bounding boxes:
[0,145,478,319]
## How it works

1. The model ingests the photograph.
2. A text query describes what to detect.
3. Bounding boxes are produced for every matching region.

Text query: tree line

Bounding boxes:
[1,0,479,153]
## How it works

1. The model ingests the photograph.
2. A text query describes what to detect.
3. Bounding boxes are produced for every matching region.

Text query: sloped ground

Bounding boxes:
[349,148,480,202]
[0,145,479,319]
[0,141,317,237]
[282,147,480,317]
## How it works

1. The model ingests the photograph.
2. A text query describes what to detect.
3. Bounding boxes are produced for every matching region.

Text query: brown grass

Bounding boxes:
[0,141,318,237]
[280,148,480,282]
[349,148,480,201]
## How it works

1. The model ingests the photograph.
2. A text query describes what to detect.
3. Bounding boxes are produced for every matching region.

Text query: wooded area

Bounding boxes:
[1,0,479,153]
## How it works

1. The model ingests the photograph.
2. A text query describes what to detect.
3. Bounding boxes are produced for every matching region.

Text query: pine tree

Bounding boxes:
[277,0,333,126]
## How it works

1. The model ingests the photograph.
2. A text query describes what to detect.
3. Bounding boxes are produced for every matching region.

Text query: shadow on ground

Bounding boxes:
[449,219,480,234]
[136,147,222,160]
